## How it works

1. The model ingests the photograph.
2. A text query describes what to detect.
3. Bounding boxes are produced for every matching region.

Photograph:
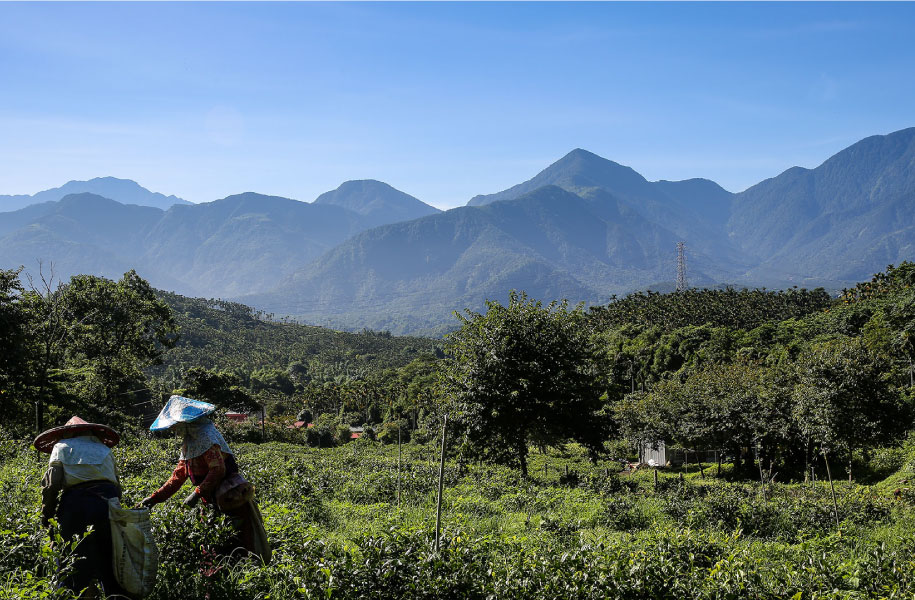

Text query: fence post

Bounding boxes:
[434,415,448,553]
[823,450,840,528]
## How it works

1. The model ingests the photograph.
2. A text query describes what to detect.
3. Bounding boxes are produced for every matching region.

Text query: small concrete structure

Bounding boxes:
[640,440,683,466]
[639,441,717,466]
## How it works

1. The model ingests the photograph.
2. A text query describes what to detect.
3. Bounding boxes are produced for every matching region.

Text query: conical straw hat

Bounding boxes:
[33,416,120,453]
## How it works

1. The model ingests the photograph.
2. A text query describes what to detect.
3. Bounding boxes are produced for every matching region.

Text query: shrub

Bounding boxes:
[335,424,353,445]
[376,420,410,444]
[304,413,338,448]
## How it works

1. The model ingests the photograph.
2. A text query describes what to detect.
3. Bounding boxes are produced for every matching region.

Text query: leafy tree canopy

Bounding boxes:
[591,287,832,331]
[440,291,610,476]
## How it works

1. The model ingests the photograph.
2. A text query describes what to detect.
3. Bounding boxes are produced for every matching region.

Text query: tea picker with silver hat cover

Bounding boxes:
[140,395,271,563]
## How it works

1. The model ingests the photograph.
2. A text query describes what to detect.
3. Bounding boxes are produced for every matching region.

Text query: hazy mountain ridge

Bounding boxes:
[246,185,721,334]
[468,148,747,269]
[0,183,448,298]
[0,193,163,284]
[138,193,368,297]
[0,177,190,212]
[2,128,914,334]
[729,127,915,282]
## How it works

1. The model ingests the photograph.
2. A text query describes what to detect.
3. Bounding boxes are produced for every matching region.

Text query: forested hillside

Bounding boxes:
[154,292,436,377]
[0,268,438,437]
[730,127,915,282]
[151,291,440,424]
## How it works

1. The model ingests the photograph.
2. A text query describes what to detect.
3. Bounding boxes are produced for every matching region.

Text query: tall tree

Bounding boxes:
[792,337,908,480]
[57,270,178,424]
[19,264,73,433]
[181,366,258,412]
[440,291,609,476]
[0,268,32,433]
[617,363,773,472]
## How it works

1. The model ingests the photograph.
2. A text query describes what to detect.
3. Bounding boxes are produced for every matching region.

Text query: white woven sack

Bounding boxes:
[108,498,159,598]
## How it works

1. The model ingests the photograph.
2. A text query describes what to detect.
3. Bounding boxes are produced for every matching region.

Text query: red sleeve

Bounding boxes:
[194,446,226,501]
[149,460,189,504]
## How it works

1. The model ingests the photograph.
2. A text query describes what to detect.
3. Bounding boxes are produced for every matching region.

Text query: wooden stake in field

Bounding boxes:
[434,414,448,553]
[822,449,841,528]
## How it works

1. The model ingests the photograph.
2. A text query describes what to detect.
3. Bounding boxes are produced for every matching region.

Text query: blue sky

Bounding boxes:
[1,2,913,209]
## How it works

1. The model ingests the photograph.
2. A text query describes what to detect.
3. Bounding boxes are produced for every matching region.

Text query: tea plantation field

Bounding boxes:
[3,437,915,599]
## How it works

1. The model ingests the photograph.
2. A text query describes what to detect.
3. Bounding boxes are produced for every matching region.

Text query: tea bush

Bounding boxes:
[3,438,914,598]
[661,481,893,541]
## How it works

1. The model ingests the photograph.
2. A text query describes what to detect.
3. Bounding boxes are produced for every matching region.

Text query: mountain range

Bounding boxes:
[0,180,439,298]
[1,127,913,335]
[0,177,191,212]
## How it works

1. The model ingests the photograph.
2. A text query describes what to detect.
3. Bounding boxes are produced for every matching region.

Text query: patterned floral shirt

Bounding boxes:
[149,445,236,504]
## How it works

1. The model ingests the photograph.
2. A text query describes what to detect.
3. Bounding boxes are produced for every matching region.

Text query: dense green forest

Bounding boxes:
[150,291,441,428]
[3,263,914,477]
[3,264,915,598]
[0,269,439,437]
[599,266,915,481]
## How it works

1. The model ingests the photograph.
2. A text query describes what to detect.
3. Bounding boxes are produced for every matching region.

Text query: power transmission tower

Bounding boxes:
[676,241,688,291]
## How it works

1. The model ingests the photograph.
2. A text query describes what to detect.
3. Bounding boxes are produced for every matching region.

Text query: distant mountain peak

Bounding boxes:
[468,148,651,207]
[563,147,602,159]
[314,179,439,226]
[557,147,626,167]
[728,125,915,278]
[865,126,915,143]
[334,179,400,192]
[0,177,189,212]
[85,176,134,184]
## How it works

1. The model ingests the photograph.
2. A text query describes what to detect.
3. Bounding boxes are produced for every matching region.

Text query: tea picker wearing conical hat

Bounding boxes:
[140,396,271,563]
[35,416,128,597]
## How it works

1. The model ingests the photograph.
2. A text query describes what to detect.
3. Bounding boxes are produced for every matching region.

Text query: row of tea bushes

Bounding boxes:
[1,438,913,599]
